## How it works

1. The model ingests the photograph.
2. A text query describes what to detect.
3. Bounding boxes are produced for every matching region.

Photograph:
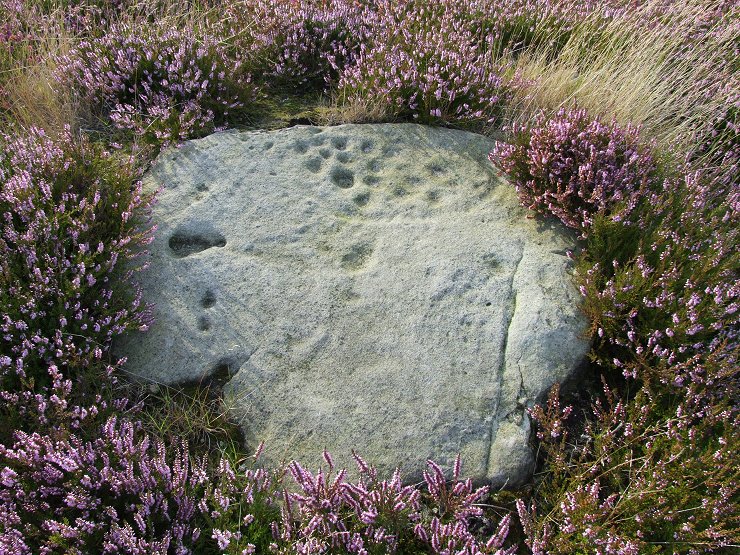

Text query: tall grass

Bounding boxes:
[505,0,739,167]
[0,2,80,135]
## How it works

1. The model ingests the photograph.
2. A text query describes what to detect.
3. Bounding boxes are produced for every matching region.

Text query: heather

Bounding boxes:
[335,2,513,126]
[0,127,152,386]
[226,0,373,91]
[1,0,738,553]
[489,107,659,233]
[55,19,258,145]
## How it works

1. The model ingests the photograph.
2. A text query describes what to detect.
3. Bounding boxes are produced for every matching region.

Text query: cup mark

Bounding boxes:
[169,231,226,258]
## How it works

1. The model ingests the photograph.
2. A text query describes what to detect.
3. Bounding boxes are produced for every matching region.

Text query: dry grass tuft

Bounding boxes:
[322,94,397,125]
[138,381,245,456]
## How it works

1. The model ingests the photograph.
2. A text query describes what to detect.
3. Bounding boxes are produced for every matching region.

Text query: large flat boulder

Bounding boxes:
[115,124,589,486]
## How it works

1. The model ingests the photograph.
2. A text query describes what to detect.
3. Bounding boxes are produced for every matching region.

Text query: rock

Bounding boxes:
[114,123,589,486]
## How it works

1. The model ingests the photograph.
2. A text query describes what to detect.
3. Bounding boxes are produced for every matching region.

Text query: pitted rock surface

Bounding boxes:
[115,124,589,486]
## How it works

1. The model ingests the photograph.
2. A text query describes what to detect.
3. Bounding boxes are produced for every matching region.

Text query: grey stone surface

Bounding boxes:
[115,123,590,486]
